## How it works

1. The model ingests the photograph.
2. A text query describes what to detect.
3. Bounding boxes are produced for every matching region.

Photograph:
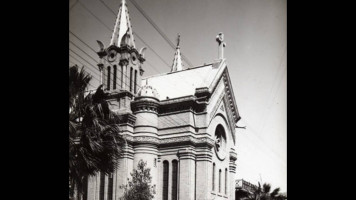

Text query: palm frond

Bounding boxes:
[262,183,271,194]
[69,68,125,198]
[270,187,280,198]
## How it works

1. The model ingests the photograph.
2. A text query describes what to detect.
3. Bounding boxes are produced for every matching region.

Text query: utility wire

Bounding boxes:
[70,29,164,74]
[74,0,171,69]
[72,0,204,86]
[70,47,143,92]
[70,31,192,98]
[70,40,98,63]
[70,54,188,127]
[127,0,194,68]
[70,0,78,10]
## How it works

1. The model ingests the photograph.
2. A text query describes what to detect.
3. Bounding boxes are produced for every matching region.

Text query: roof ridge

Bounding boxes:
[142,63,214,80]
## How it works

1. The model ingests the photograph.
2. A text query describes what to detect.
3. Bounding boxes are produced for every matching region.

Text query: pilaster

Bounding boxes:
[87,174,98,200]
[229,149,237,200]
[178,147,196,200]
[195,146,213,200]
[115,144,134,200]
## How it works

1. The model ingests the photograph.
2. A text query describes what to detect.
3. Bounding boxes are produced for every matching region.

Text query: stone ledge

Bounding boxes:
[122,134,214,148]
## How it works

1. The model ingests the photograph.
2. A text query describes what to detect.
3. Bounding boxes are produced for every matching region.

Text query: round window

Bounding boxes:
[214,124,227,160]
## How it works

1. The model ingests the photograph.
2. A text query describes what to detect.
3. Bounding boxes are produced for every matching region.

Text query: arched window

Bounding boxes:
[107,66,111,90]
[134,70,137,93]
[108,173,114,200]
[120,65,123,89]
[219,169,222,193]
[163,161,169,200]
[225,168,228,194]
[172,160,178,200]
[212,163,215,191]
[113,65,117,90]
[130,67,133,92]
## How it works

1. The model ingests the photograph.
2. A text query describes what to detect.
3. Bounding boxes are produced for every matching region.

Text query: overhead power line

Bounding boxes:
[69,32,192,96]
[97,0,171,68]
[73,0,170,69]
[69,51,189,127]
[128,0,194,68]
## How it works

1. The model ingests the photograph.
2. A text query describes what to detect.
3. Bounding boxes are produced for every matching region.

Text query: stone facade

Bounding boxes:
[84,1,241,200]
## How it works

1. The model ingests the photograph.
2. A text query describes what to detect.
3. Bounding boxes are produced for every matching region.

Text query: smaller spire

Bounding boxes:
[171,34,184,72]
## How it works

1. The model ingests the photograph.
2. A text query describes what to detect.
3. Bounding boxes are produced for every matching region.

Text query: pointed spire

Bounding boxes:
[171,34,184,72]
[110,0,135,48]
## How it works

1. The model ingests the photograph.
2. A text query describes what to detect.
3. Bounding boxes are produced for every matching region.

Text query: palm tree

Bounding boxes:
[69,65,124,199]
[248,182,286,200]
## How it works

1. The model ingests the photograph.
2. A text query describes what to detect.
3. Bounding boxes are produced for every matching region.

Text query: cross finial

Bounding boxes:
[216,32,226,59]
[177,34,180,47]
[216,32,224,44]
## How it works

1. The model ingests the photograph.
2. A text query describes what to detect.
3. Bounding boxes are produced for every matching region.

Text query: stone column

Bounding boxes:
[102,66,107,90]
[229,150,237,200]
[131,95,160,199]
[115,144,134,200]
[133,143,159,197]
[119,58,128,92]
[87,174,98,200]
[195,146,213,200]
[156,156,162,200]
[104,175,109,200]
[178,148,196,200]
[123,65,127,91]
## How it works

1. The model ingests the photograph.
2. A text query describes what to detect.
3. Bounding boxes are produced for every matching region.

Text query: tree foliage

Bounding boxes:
[236,182,287,200]
[121,160,156,200]
[69,65,124,199]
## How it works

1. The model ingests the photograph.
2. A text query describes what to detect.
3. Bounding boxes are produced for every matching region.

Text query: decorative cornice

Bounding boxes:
[131,98,159,114]
[106,90,135,100]
[122,135,214,148]
[222,68,240,124]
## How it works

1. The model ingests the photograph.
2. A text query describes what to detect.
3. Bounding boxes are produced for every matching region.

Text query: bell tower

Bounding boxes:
[96,0,146,114]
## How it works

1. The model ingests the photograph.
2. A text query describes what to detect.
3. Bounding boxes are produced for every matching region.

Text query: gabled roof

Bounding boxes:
[142,59,240,122]
[142,61,222,100]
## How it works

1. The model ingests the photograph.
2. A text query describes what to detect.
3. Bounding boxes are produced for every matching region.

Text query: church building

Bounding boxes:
[86,0,241,199]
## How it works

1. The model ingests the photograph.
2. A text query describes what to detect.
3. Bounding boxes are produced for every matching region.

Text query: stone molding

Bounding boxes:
[131,98,159,114]
[229,162,237,173]
[98,45,144,63]
[177,148,196,160]
[229,150,237,161]
[117,113,136,126]
[120,144,134,159]
[122,135,214,148]
[134,144,159,155]
[195,151,213,162]
[106,90,135,101]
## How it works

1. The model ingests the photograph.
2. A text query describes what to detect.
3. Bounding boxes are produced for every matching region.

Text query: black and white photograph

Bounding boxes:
[69,0,286,199]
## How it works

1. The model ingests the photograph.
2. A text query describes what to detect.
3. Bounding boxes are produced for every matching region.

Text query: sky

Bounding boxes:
[69,0,287,193]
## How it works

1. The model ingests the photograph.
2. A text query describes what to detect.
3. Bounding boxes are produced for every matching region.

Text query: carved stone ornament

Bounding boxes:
[214,125,227,160]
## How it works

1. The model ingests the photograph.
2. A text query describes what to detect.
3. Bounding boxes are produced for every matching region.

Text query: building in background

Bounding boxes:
[235,179,258,200]
[85,0,241,199]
